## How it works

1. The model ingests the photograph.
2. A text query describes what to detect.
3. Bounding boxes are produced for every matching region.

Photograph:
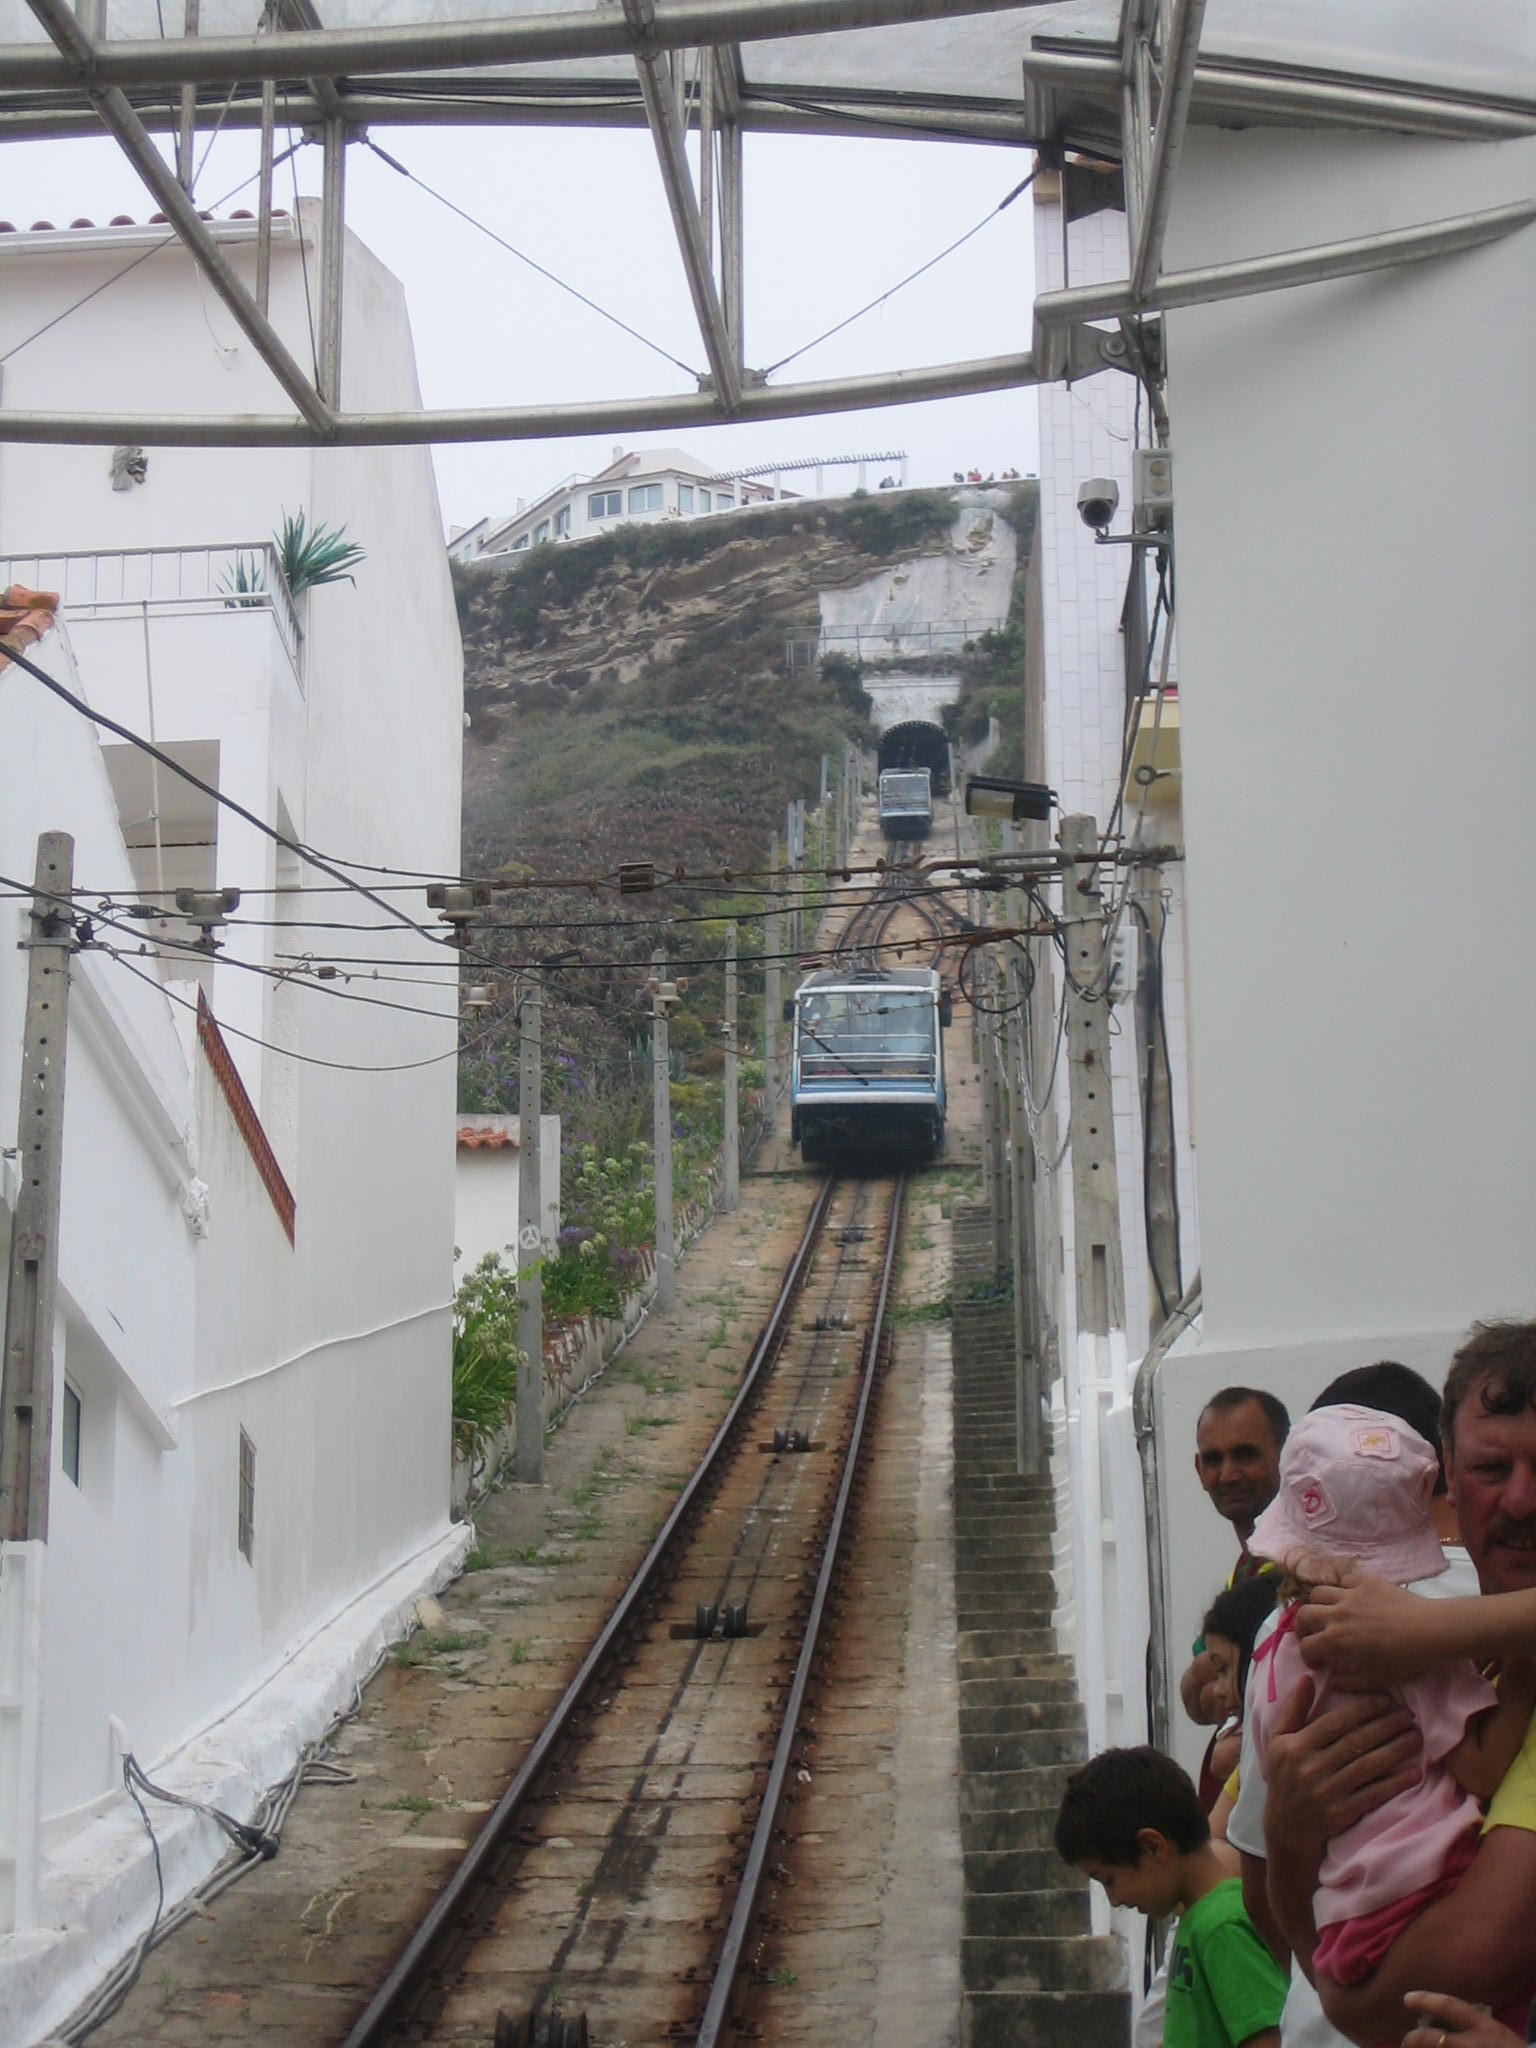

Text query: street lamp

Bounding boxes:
[964,775,1056,824]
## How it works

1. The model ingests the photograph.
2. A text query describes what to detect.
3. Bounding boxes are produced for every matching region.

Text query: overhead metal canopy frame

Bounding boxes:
[1,0,1533,446]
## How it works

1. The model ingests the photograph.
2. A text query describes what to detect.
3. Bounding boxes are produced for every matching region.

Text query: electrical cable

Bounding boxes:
[761,167,1037,379]
[363,137,704,382]
[1,639,451,951]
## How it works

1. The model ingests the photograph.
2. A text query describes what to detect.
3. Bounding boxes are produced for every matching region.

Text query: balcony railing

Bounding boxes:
[0,541,305,675]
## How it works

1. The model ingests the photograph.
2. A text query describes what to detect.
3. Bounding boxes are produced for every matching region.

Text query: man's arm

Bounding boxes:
[1259,1679,1422,1983]
[1401,1991,1525,2048]
[1235,2033,1279,2048]
[1316,1827,1536,2044]
[1239,1848,1288,1968]
[1298,1581,1536,1690]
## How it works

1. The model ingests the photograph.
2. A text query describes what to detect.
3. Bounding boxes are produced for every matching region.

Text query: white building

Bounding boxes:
[0,206,466,2043]
[455,1113,562,1278]
[448,444,781,562]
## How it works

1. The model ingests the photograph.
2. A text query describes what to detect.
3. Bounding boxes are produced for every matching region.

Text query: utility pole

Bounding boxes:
[1005,949,1040,1471]
[1,833,75,1545]
[515,976,543,1484]
[650,949,677,1312]
[0,835,73,1938]
[1060,815,1126,1336]
[764,840,780,1104]
[723,924,740,1210]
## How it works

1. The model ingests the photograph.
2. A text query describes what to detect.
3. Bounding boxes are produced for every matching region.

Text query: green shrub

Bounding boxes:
[451,1253,524,1463]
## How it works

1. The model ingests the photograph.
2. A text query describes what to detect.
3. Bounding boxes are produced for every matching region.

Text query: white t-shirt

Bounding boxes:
[1223,1547,1479,2048]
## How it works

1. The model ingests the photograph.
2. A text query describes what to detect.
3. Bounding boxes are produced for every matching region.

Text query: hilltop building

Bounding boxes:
[448,445,781,563]
[0,205,465,2040]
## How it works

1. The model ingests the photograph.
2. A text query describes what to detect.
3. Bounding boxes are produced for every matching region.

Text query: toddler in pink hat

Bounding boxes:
[1245,1403,1536,1991]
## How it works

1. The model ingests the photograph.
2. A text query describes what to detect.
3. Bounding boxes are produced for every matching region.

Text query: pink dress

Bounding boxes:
[1248,1605,1497,1980]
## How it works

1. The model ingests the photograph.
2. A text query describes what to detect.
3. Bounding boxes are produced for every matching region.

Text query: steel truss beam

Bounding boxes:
[1128,0,1205,301]
[0,348,1053,447]
[1032,197,1536,377]
[23,0,336,432]
[1024,43,1536,142]
[624,0,742,406]
[0,0,1047,92]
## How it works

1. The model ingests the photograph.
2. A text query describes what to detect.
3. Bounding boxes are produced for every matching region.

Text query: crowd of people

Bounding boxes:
[1052,1317,1536,2048]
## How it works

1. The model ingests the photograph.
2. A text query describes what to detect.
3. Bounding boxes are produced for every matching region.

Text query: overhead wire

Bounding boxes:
[362,136,704,382]
[761,166,1037,379]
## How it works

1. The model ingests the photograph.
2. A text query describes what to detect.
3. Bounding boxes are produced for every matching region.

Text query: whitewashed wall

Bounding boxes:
[1149,126,1536,1779]
[0,210,466,2038]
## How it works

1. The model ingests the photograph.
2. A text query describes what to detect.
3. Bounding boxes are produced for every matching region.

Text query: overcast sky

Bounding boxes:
[6,123,1040,533]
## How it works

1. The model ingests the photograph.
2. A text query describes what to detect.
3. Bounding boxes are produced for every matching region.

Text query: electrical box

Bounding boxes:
[1108,918,1139,1006]
[1132,446,1174,533]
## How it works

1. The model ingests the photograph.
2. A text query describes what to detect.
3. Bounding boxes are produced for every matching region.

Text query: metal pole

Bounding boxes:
[1060,816,1126,1336]
[1,834,74,1546]
[764,842,780,1106]
[723,924,740,1210]
[515,978,543,1482]
[698,42,715,271]
[722,112,744,362]
[319,114,347,406]
[651,950,676,1312]
[256,38,277,315]
[176,0,200,192]
[1005,949,1039,1471]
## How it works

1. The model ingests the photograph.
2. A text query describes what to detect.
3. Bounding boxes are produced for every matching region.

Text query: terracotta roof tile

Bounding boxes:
[457,1126,519,1151]
[0,585,59,672]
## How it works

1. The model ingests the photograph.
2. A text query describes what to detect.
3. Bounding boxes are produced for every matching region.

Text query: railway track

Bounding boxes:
[832,827,969,974]
[340,1170,906,2048]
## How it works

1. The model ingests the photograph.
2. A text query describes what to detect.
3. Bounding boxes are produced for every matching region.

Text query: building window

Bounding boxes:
[512,534,530,551]
[627,483,663,514]
[677,484,694,513]
[589,490,621,519]
[698,489,711,513]
[533,520,551,545]
[554,506,571,538]
[715,490,734,510]
[238,1427,256,1563]
[62,1381,82,1488]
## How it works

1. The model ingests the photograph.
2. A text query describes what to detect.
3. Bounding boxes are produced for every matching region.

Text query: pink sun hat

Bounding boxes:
[1248,1402,1447,1583]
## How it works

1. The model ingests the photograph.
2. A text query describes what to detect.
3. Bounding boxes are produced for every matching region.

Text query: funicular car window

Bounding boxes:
[799,990,934,1076]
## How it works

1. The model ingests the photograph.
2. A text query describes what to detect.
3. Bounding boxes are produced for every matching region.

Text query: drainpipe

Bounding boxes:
[1132,1269,1201,1758]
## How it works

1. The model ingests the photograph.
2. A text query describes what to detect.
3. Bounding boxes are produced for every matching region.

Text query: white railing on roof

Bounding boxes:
[0,542,305,675]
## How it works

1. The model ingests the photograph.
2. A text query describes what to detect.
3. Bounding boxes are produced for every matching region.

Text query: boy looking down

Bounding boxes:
[1056,1746,1287,2048]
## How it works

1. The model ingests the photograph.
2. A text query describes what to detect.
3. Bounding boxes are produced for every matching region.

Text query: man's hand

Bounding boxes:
[1181,1648,1226,1726]
[1263,1677,1421,1975]
[1296,1577,1442,1689]
[1400,1992,1523,2048]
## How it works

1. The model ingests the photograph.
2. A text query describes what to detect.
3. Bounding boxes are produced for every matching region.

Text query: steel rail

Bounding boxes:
[337,1173,837,2048]
[696,1171,906,2048]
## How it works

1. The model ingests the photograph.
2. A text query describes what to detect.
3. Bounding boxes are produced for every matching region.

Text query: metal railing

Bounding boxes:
[0,541,305,674]
[785,618,1000,669]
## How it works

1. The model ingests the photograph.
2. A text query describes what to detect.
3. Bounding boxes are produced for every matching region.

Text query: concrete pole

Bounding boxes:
[1060,816,1126,1337]
[515,978,544,1483]
[651,948,676,1312]
[723,924,740,1210]
[819,752,829,809]
[1005,950,1040,1472]
[1,833,75,1547]
[764,840,781,1104]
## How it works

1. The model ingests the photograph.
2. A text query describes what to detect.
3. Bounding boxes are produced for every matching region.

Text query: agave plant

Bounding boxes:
[275,509,366,597]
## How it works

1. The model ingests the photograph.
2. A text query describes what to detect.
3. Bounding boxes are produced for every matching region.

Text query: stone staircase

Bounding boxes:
[951,1203,1131,2048]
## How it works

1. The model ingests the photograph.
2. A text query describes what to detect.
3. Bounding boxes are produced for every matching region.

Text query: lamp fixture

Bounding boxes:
[964,775,1056,824]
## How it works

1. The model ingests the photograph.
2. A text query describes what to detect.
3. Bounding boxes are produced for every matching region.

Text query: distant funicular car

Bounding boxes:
[877,766,934,840]
[786,966,950,1163]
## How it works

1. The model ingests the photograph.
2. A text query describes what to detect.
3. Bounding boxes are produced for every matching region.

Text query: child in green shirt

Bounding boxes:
[1056,1746,1287,2048]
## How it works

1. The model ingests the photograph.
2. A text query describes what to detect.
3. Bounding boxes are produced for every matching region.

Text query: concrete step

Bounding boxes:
[965,1887,1091,1940]
[961,1805,1063,1855]
[961,1728,1087,1774]
[962,1988,1131,2048]
[956,1651,1076,1687]
[958,1672,1081,1707]
[957,1628,1061,1661]
[961,1932,1128,1994]
[961,1768,1077,1817]
[959,1699,1085,1735]
[963,1847,1082,1894]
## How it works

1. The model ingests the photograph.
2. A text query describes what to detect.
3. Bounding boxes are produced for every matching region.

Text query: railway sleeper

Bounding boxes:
[494,2006,589,2048]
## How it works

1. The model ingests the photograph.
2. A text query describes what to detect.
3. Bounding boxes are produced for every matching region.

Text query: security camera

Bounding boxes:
[1076,477,1120,534]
